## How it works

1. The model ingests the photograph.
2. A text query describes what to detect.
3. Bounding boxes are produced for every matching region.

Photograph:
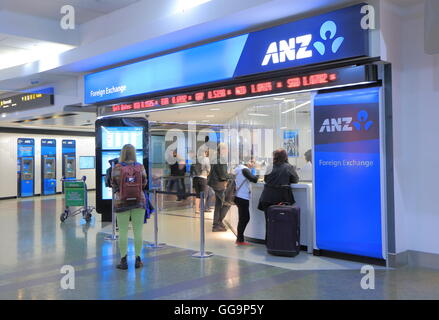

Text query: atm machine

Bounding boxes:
[62,140,76,180]
[63,155,76,178]
[17,138,35,197]
[41,139,56,195]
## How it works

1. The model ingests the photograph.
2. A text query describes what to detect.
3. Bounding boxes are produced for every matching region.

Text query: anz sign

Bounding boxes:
[233,3,369,77]
[84,4,370,104]
[261,20,345,67]
[319,111,374,133]
[262,34,313,66]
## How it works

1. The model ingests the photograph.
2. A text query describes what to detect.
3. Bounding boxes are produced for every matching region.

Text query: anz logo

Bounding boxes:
[262,20,345,66]
[319,110,373,133]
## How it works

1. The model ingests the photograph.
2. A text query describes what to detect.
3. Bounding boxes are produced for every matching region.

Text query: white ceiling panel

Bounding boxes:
[0,0,141,24]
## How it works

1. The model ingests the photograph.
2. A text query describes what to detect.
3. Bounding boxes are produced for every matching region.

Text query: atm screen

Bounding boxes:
[80,156,95,169]
[101,127,143,150]
[45,159,55,172]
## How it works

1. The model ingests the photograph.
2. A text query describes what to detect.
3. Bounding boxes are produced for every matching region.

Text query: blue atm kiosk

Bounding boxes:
[17,138,35,197]
[41,139,57,195]
[62,140,76,180]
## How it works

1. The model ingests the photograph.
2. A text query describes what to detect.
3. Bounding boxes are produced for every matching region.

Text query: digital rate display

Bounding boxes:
[104,65,376,115]
[0,91,54,113]
[109,73,337,113]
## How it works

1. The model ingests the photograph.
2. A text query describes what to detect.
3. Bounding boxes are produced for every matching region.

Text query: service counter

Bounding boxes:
[224,182,314,253]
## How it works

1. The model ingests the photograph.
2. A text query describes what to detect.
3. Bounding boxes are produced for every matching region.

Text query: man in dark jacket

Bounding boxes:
[167,150,187,201]
[208,142,231,232]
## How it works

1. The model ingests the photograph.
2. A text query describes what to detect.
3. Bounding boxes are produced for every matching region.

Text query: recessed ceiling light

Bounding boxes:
[205,115,215,118]
[210,108,220,111]
[281,101,310,114]
[202,119,210,122]
[248,113,269,117]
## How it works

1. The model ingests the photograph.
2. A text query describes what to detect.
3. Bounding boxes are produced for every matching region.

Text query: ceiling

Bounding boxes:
[387,0,424,6]
[0,0,141,24]
[0,34,75,70]
[147,91,311,127]
[0,91,311,131]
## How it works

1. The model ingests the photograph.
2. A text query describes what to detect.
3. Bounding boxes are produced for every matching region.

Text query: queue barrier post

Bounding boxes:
[146,189,166,249]
[192,191,213,258]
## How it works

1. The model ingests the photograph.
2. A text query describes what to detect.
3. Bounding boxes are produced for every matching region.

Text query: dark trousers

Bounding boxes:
[167,177,186,200]
[213,189,230,229]
[205,186,215,209]
[235,197,250,242]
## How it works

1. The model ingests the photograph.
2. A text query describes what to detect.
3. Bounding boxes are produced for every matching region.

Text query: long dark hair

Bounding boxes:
[273,148,288,165]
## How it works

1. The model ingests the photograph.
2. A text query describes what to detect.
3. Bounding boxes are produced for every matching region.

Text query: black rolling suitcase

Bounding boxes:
[266,204,300,257]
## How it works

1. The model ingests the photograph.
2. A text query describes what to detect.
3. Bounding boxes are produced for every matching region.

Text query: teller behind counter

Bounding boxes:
[224,149,314,253]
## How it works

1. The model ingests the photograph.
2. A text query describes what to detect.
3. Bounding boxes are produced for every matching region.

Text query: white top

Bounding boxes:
[234,164,251,200]
[197,156,210,179]
[299,161,313,181]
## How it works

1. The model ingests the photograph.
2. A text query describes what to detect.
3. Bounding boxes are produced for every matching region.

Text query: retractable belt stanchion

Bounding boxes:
[146,189,166,249]
[105,161,118,241]
[192,191,213,258]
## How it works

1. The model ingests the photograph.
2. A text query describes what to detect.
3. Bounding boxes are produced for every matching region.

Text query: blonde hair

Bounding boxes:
[119,144,137,163]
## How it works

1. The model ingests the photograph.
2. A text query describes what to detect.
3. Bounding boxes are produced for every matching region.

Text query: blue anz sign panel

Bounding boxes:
[234,4,368,77]
[314,87,383,259]
[85,4,369,104]
[85,35,249,104]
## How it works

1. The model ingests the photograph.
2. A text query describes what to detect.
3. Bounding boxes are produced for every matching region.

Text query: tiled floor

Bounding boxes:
[1,193,439,300]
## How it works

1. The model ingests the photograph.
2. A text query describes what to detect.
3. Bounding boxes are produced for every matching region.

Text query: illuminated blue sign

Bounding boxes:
[84,4,369,104]
[314,87,383,259]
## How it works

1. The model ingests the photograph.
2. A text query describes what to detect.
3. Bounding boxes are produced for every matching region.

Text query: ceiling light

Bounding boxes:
[248,113,269,117]
[273,98,286,101]
[210,108,220,111]
[205,114,215,118]
[281,101,310,114]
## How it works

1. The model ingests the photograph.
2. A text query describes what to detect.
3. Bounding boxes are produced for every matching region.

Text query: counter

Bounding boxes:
[225,182,314,253]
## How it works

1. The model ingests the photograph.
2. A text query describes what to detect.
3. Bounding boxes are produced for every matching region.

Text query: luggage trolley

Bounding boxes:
[60,176,95,222]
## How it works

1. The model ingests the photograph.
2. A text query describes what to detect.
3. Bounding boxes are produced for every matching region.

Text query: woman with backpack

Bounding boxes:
[112,144,147,270]
[234,159,259,245]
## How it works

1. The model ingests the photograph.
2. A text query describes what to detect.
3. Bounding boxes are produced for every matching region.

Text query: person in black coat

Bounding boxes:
[258,148,299,240]
[207,142,231,232]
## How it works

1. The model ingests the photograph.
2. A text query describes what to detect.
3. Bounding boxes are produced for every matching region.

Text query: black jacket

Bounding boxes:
[208,163,229,191]
[170,161,186,176]
[258,162,299,211]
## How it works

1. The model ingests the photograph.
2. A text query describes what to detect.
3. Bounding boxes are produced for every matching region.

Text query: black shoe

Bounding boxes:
[135,256,143,269]
[116,255,128,270]
[212,226,227,232]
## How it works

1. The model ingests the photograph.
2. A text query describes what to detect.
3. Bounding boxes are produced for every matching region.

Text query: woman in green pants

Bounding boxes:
[112,144,147,270]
